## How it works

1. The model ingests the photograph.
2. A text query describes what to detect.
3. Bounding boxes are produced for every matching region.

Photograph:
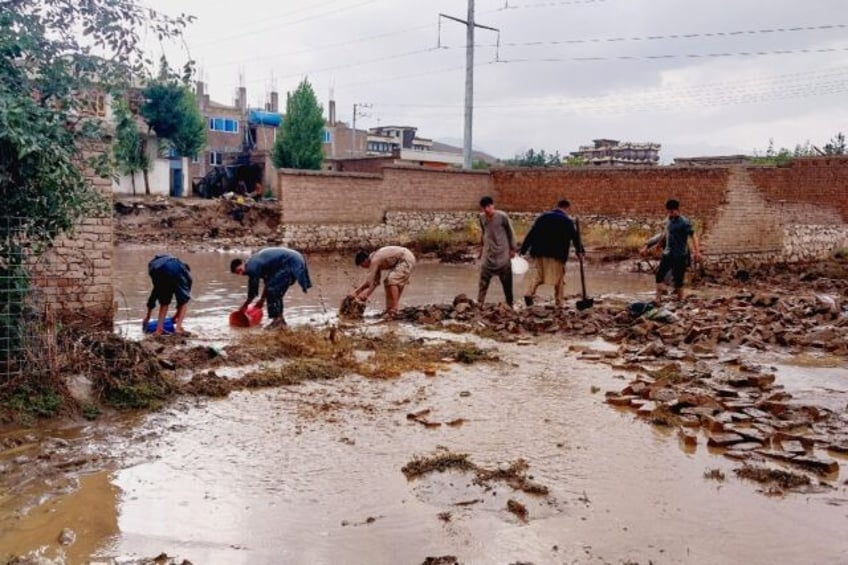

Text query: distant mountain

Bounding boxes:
[433,140,500,165]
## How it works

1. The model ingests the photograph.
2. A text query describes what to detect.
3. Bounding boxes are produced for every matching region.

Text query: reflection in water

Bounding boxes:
[114,247,656,341]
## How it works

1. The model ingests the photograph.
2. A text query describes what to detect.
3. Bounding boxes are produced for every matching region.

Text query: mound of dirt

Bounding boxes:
[114,197,281,247]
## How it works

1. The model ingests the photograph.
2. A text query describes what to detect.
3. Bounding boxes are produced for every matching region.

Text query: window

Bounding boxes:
[322,130,331,143]
[191,155,200,164]
[209,151,223,166]
[209,117,239,133]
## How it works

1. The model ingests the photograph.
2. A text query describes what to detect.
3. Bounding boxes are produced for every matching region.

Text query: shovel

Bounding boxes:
[575,218,594,311]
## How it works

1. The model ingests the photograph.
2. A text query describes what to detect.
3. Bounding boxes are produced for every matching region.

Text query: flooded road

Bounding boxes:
[113,247,656,341]
[2,247,846,564]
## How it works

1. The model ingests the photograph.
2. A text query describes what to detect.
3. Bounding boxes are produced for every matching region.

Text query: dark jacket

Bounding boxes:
[519,209,583,262]
[244,247,312,301]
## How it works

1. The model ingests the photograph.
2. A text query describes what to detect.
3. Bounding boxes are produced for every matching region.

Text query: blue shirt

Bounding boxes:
[663,215,694,258]
[244,247,311,301]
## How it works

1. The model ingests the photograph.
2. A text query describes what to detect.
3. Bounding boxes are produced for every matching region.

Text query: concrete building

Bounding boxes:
[571,139,661,166]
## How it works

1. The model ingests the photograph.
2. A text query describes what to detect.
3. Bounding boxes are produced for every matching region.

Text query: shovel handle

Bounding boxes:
[575,218,588,300]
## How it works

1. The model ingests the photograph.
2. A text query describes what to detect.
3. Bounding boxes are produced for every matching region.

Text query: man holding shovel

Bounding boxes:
[644,199,702,303]
[519,199,584,308]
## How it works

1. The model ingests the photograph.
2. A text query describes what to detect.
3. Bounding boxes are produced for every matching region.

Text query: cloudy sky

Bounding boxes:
[144,0,848,162]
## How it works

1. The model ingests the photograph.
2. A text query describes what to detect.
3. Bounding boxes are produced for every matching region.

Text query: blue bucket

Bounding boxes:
[144,317,176,334]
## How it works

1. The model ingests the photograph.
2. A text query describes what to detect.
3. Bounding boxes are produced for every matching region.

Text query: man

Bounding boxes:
[643,199,702,303]
[143,254,192,335]
[477,195,517,308]
[520,199,584,307]
[230,247,312,329]
[350,246,416,318]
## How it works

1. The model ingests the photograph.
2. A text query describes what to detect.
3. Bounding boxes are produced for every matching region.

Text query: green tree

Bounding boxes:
[272,78,325,170]
[113,98,149,196]
[504,148,563,168]
[0,0,190,382]
[139,76,205,193]
[824,132,846,155]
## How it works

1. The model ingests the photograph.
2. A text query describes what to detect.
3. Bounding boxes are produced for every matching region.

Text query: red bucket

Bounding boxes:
[229,305,264,327]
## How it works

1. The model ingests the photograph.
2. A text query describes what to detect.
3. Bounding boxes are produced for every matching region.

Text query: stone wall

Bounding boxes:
[30,147,114,329]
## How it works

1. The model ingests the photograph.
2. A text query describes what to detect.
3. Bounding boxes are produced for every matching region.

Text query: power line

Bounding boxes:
[496,45,848,63]
[360,66,848,114]
[205,22,436,70]
[499,0,609,9]
[190,0,385,49]
[460,23,847,49]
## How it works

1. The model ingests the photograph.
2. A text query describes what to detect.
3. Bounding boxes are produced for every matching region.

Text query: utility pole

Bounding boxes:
[352,102,372,157]
[440,2,499,169]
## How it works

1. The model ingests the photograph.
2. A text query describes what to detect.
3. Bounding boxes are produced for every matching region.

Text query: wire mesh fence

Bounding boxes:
[0,216,54,380]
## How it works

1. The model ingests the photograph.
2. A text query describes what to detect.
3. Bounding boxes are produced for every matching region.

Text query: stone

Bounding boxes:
[792,456,839,475]
[707,433,746,447]
[779,440,806,454]
[677,428,698,446]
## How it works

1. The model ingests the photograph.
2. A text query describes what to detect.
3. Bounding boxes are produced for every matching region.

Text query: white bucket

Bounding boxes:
[511,256,529,275]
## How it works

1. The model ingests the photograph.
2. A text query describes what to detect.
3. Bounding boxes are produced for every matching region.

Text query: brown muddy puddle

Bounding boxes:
[112,247,656,342]
[5,335,847,564]
[3,250,847,564]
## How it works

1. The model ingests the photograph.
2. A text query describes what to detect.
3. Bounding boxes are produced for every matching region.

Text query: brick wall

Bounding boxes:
[279,165,493,224]
[746,157,848,222]
[278,160,847,262]
[491,167,729,229]
[30,148,114,330]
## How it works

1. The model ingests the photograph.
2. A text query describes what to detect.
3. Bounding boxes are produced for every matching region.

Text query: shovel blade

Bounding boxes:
[576,298,594,311]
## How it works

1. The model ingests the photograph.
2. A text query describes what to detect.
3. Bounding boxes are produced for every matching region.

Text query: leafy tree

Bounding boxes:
[564,155,589,167]
[504,148,563,168]
[272,78,325,170]
[139,70,205,193]
[472,159,490,170]
[824,132,846,155]
[113,97,149,196]
[0,0,190,378]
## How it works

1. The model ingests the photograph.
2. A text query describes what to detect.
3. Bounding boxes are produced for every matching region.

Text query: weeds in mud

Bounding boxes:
[733,464,811,491]
[402,451,474,478]
[403,450,551,496]
[240,359,345,387]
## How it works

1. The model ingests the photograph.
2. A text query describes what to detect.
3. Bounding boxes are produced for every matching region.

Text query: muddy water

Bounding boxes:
[113,247,655,341]
[103,337,848,564]
[4,248,847,563]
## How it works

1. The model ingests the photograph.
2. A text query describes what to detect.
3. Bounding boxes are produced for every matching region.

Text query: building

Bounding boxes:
[571,139,661,166]
[673,155,751,167]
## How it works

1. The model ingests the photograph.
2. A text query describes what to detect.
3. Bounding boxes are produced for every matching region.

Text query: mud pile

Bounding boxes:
[114,197,281,248]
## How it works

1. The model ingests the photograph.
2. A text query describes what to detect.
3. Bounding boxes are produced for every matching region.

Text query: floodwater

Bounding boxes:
[113,247,656,341]
[2,248,847,564]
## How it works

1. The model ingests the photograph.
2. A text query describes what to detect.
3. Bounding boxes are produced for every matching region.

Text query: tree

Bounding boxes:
[0,0,191,378]
[504,148,563,168]
[113,98,149,196]
[824,132,846,155]
[272,78,325,170]
[139,75,205,193]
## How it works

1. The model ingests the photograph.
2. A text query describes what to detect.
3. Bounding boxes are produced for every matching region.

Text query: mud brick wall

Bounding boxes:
[30,147,114,330]
[746,157,848,222]
[491,167,729,230]
[279,166,491,248]
[279,160,847,262]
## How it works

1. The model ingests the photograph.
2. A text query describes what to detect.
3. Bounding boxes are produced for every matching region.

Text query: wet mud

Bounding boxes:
[2,249,847,564]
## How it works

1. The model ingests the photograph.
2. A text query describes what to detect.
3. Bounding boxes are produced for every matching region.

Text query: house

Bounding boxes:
[111,90,190,197]
[571,139,661,166]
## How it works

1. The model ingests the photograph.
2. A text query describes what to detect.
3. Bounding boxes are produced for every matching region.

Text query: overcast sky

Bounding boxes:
[144,0,848,162]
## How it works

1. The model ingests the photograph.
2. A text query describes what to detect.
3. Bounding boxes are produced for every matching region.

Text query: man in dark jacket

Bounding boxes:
[143,254,192,335]
[519,199,584,307]
[230,247,312,328]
